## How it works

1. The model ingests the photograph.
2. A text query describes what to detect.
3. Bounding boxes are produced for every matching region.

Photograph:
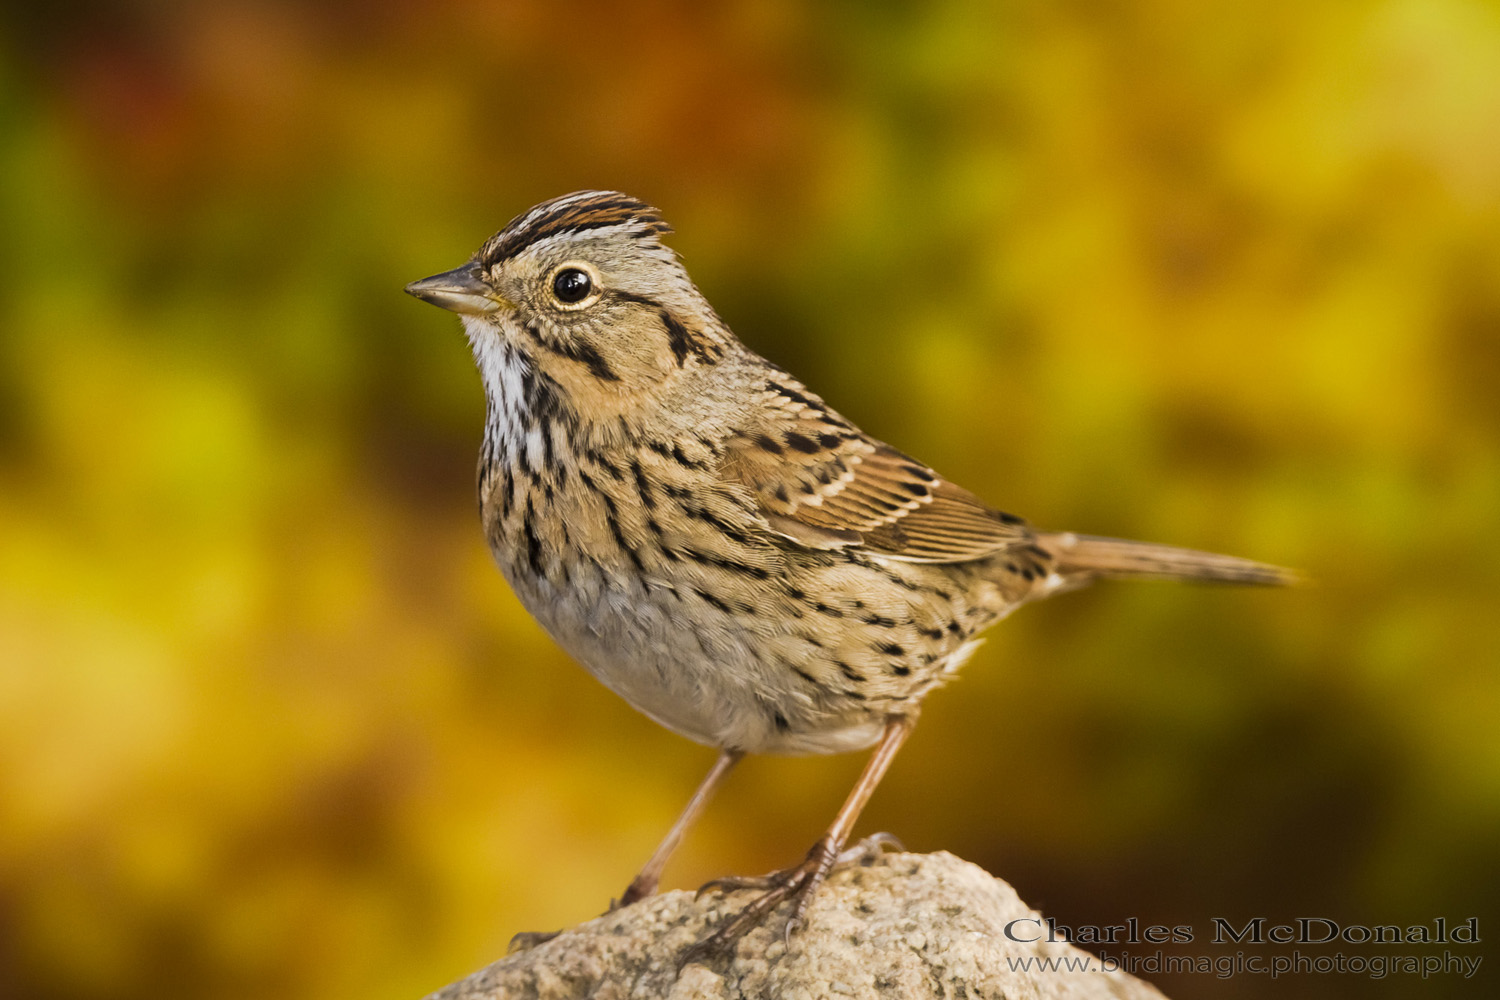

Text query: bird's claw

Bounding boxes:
[694,873,780,899]
[615,873,657,909]
[682,836,842,967]
[836,830,905,866]
[507,929,561,954]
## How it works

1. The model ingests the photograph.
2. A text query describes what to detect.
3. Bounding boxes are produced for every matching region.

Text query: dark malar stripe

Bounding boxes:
[523,322,619,382]
[521,367,575,429]
[564,341,618,382]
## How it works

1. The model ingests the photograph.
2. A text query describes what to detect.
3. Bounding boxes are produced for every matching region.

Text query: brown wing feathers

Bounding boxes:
[863,480,1032,562]
[721,380,1035,563]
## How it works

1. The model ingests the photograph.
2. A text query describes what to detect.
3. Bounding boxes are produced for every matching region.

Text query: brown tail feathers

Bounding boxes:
[1038,532,1297,586]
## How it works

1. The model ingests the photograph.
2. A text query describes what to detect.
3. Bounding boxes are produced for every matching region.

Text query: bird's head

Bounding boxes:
[406,191,729,406]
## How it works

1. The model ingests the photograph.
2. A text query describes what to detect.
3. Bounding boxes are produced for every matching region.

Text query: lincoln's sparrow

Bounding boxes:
[406,191,1291,953]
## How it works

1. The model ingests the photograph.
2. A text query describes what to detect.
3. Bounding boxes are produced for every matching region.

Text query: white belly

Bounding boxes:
[506,563,883,756]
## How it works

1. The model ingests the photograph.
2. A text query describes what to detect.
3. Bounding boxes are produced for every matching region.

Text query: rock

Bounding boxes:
[423,852,1169,1000]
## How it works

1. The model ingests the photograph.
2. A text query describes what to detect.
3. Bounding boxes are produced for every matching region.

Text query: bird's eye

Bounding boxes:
[551,267,594,305]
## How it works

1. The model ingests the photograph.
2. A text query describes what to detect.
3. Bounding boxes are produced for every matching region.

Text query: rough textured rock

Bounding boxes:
[425,852,1169,1000]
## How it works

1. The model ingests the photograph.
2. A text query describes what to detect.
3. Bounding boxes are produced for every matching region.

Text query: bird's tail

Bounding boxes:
[1037,532,1296,586]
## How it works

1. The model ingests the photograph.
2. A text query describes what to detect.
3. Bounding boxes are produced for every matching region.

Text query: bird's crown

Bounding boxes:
[475,190,673,268]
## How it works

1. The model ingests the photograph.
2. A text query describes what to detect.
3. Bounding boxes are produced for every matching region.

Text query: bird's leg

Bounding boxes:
[617,749,742,907]
[686,716,913,962]
[510,749,742,953]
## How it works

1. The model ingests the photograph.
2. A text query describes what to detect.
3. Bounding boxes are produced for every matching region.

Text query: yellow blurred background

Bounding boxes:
[1,2,1497,998]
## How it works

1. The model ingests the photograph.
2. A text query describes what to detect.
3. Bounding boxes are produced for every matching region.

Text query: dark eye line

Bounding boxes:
[608,288,663,309]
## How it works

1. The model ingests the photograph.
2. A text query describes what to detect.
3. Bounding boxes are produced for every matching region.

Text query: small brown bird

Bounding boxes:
[406,191,1291,952]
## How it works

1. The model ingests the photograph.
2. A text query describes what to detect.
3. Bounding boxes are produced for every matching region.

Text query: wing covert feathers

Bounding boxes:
[720,378,1033,562]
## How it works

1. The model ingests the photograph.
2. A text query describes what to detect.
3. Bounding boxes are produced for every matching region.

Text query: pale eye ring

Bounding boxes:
[548,262,600,309]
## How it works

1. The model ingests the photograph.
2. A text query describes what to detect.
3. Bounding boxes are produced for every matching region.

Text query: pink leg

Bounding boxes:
[687,716,913,958]
[619,749,742,906]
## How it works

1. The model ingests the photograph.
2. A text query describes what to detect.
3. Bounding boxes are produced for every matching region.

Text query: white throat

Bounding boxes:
[463,316,533,468]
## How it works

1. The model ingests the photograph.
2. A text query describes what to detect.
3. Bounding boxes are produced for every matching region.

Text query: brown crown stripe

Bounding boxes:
[478,191,672,266]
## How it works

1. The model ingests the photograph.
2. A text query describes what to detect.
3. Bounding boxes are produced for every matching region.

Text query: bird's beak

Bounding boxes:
[404,263,512,315]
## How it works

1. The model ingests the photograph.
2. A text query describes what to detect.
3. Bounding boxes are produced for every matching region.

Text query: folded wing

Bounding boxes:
[718,379,1034,563]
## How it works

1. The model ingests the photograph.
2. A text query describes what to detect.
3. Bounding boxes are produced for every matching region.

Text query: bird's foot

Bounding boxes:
[506,929,561,954]
[682,832,904,965]
[836,830,905,867]
[613,873,655,910]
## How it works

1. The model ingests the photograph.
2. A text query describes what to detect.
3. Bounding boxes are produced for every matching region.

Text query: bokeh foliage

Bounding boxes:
[1,2,1497,999]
